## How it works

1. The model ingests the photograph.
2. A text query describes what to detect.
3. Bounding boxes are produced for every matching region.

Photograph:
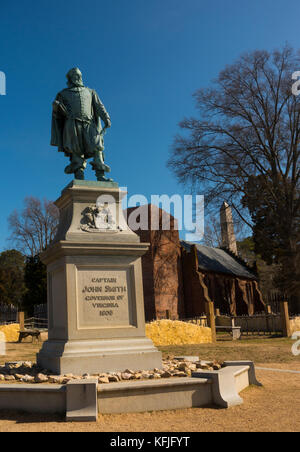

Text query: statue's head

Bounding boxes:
[66,68,84,88]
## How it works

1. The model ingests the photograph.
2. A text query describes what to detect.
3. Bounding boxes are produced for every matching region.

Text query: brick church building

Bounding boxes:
[126,203,265,321]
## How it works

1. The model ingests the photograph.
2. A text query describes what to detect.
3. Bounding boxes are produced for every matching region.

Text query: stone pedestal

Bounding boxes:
[37,180,162,375]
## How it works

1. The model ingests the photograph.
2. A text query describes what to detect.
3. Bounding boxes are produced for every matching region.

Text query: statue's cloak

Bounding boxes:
[51,86,110,157]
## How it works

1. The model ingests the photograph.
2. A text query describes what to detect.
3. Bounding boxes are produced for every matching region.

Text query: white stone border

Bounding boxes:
[0,361,262,420]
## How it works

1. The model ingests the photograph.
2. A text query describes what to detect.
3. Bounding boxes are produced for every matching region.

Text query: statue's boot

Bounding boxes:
[90,157,113,182]
[65,164,85,180]
[64,164,74,174]
[65,153,86,180]
[95,169,113,182]
[74,168,85,180]
[90,149,113,182]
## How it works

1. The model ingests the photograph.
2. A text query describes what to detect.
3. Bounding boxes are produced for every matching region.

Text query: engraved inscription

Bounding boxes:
[77,269,131,328]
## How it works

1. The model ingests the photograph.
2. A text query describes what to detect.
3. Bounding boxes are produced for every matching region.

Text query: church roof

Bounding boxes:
[181,241,257,280]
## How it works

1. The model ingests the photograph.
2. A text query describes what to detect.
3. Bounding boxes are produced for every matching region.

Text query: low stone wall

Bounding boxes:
[0,384,65,414]
[98,378,212,414]
[0,362,261,419]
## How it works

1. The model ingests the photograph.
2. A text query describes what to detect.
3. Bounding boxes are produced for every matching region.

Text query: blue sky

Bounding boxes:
[0,0,299,252]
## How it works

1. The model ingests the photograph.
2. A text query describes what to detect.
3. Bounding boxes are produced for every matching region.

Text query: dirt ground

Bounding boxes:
[0,338,299,432]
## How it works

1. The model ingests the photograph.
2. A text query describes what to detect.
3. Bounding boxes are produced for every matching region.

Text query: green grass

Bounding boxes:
[1,336,298,367]
[158,336,298,364]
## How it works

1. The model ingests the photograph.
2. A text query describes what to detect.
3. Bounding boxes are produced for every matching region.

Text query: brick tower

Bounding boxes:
[220,202,238,255]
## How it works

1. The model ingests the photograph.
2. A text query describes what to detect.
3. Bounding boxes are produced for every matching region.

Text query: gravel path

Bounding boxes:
[256,367,300,374]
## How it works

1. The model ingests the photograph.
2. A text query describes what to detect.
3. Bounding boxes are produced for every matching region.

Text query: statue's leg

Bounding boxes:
[91,150,113,182]
[64,122,87,180]
[65,152,86,180]
[74,163,85,180]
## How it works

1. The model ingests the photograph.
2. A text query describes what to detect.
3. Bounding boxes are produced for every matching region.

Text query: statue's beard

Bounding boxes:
[67,78,84,88]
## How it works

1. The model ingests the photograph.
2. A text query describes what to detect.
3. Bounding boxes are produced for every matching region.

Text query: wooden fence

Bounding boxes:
[215,314,282,336]
[34,304,48,320]
[0,304,18,325]
[180,316,208,328]
[24,317,48,330]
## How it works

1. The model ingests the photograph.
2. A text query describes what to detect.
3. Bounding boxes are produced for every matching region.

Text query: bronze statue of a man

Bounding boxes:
[51,68,112,181]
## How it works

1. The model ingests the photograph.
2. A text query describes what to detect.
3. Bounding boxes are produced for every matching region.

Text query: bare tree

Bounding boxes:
[202,216,222,248]
[168,46,300,222]
[8,197,59,256]
[168,45,300,302]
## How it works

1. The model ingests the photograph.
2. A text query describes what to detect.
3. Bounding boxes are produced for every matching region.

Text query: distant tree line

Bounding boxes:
[0,197,59,315]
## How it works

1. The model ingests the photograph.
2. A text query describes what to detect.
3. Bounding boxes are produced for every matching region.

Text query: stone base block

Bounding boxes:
[66,379,98,422]
[37,337,162,375]
[192,363,261,408]
[98,378,212,414]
